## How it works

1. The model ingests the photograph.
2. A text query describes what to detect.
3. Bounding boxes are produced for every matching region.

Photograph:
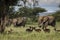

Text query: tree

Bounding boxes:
[31,7,46,21]
[9,6,16,19]
[33,0,39,7]
[0,0,18,33]
[52,10,60,21]
[15,7,46,22]
[16,7,46,17]
[21,0,27,7]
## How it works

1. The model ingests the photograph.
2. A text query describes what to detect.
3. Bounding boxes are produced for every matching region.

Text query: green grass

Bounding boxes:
[0,22,60,40]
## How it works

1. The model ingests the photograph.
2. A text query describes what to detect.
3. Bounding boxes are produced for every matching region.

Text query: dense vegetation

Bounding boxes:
[52,10,60,21]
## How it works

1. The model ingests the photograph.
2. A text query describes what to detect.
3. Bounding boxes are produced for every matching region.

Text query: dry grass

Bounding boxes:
[0,22,60,40]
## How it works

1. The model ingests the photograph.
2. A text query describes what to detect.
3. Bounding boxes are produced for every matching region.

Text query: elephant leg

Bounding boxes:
[42,22,48,30]
[54,25,56,31]
[42,25,47,30]
[22,23,25,27]
[42,25,45,30]
[23,24,25,27]
[53,20,56,31]
[53,24,56,31]
[54,27,56,31]
[52,21,56,31]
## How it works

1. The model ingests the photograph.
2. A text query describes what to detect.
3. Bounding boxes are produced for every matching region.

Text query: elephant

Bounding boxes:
[38,16,56,31]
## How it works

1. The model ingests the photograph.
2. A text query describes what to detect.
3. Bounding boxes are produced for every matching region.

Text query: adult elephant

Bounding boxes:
[38,16,56,31]
[13,17,27,27]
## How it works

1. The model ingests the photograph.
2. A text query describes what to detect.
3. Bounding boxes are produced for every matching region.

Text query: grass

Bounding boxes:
[0,22,60,40]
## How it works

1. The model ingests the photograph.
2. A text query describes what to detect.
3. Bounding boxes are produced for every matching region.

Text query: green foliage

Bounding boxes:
[18,7,46,17]
[13,7,46,22]
[18,7,32,17]
[0,0,19,18]
[5,0,18,6]
[33,7,46,13]
[52,10,60,21]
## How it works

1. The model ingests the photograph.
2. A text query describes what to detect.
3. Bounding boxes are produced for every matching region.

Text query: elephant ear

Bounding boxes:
[42,16,49,23]
[38,16,44,23]
[17,18,22,24]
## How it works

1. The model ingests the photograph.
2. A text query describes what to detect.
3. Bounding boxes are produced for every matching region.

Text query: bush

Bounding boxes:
[52,10,60,21]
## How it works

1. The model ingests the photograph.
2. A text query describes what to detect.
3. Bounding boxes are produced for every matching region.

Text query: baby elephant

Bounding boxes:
[34,27,41,32]
[43,29,50,33]
[35,29,41,32]
[26,26,33,32]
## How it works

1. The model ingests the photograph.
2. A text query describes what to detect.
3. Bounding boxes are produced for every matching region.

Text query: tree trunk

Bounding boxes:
[0,1,9,33]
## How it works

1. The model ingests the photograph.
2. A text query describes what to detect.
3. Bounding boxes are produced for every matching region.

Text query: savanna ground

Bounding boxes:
[0,22,60,40]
